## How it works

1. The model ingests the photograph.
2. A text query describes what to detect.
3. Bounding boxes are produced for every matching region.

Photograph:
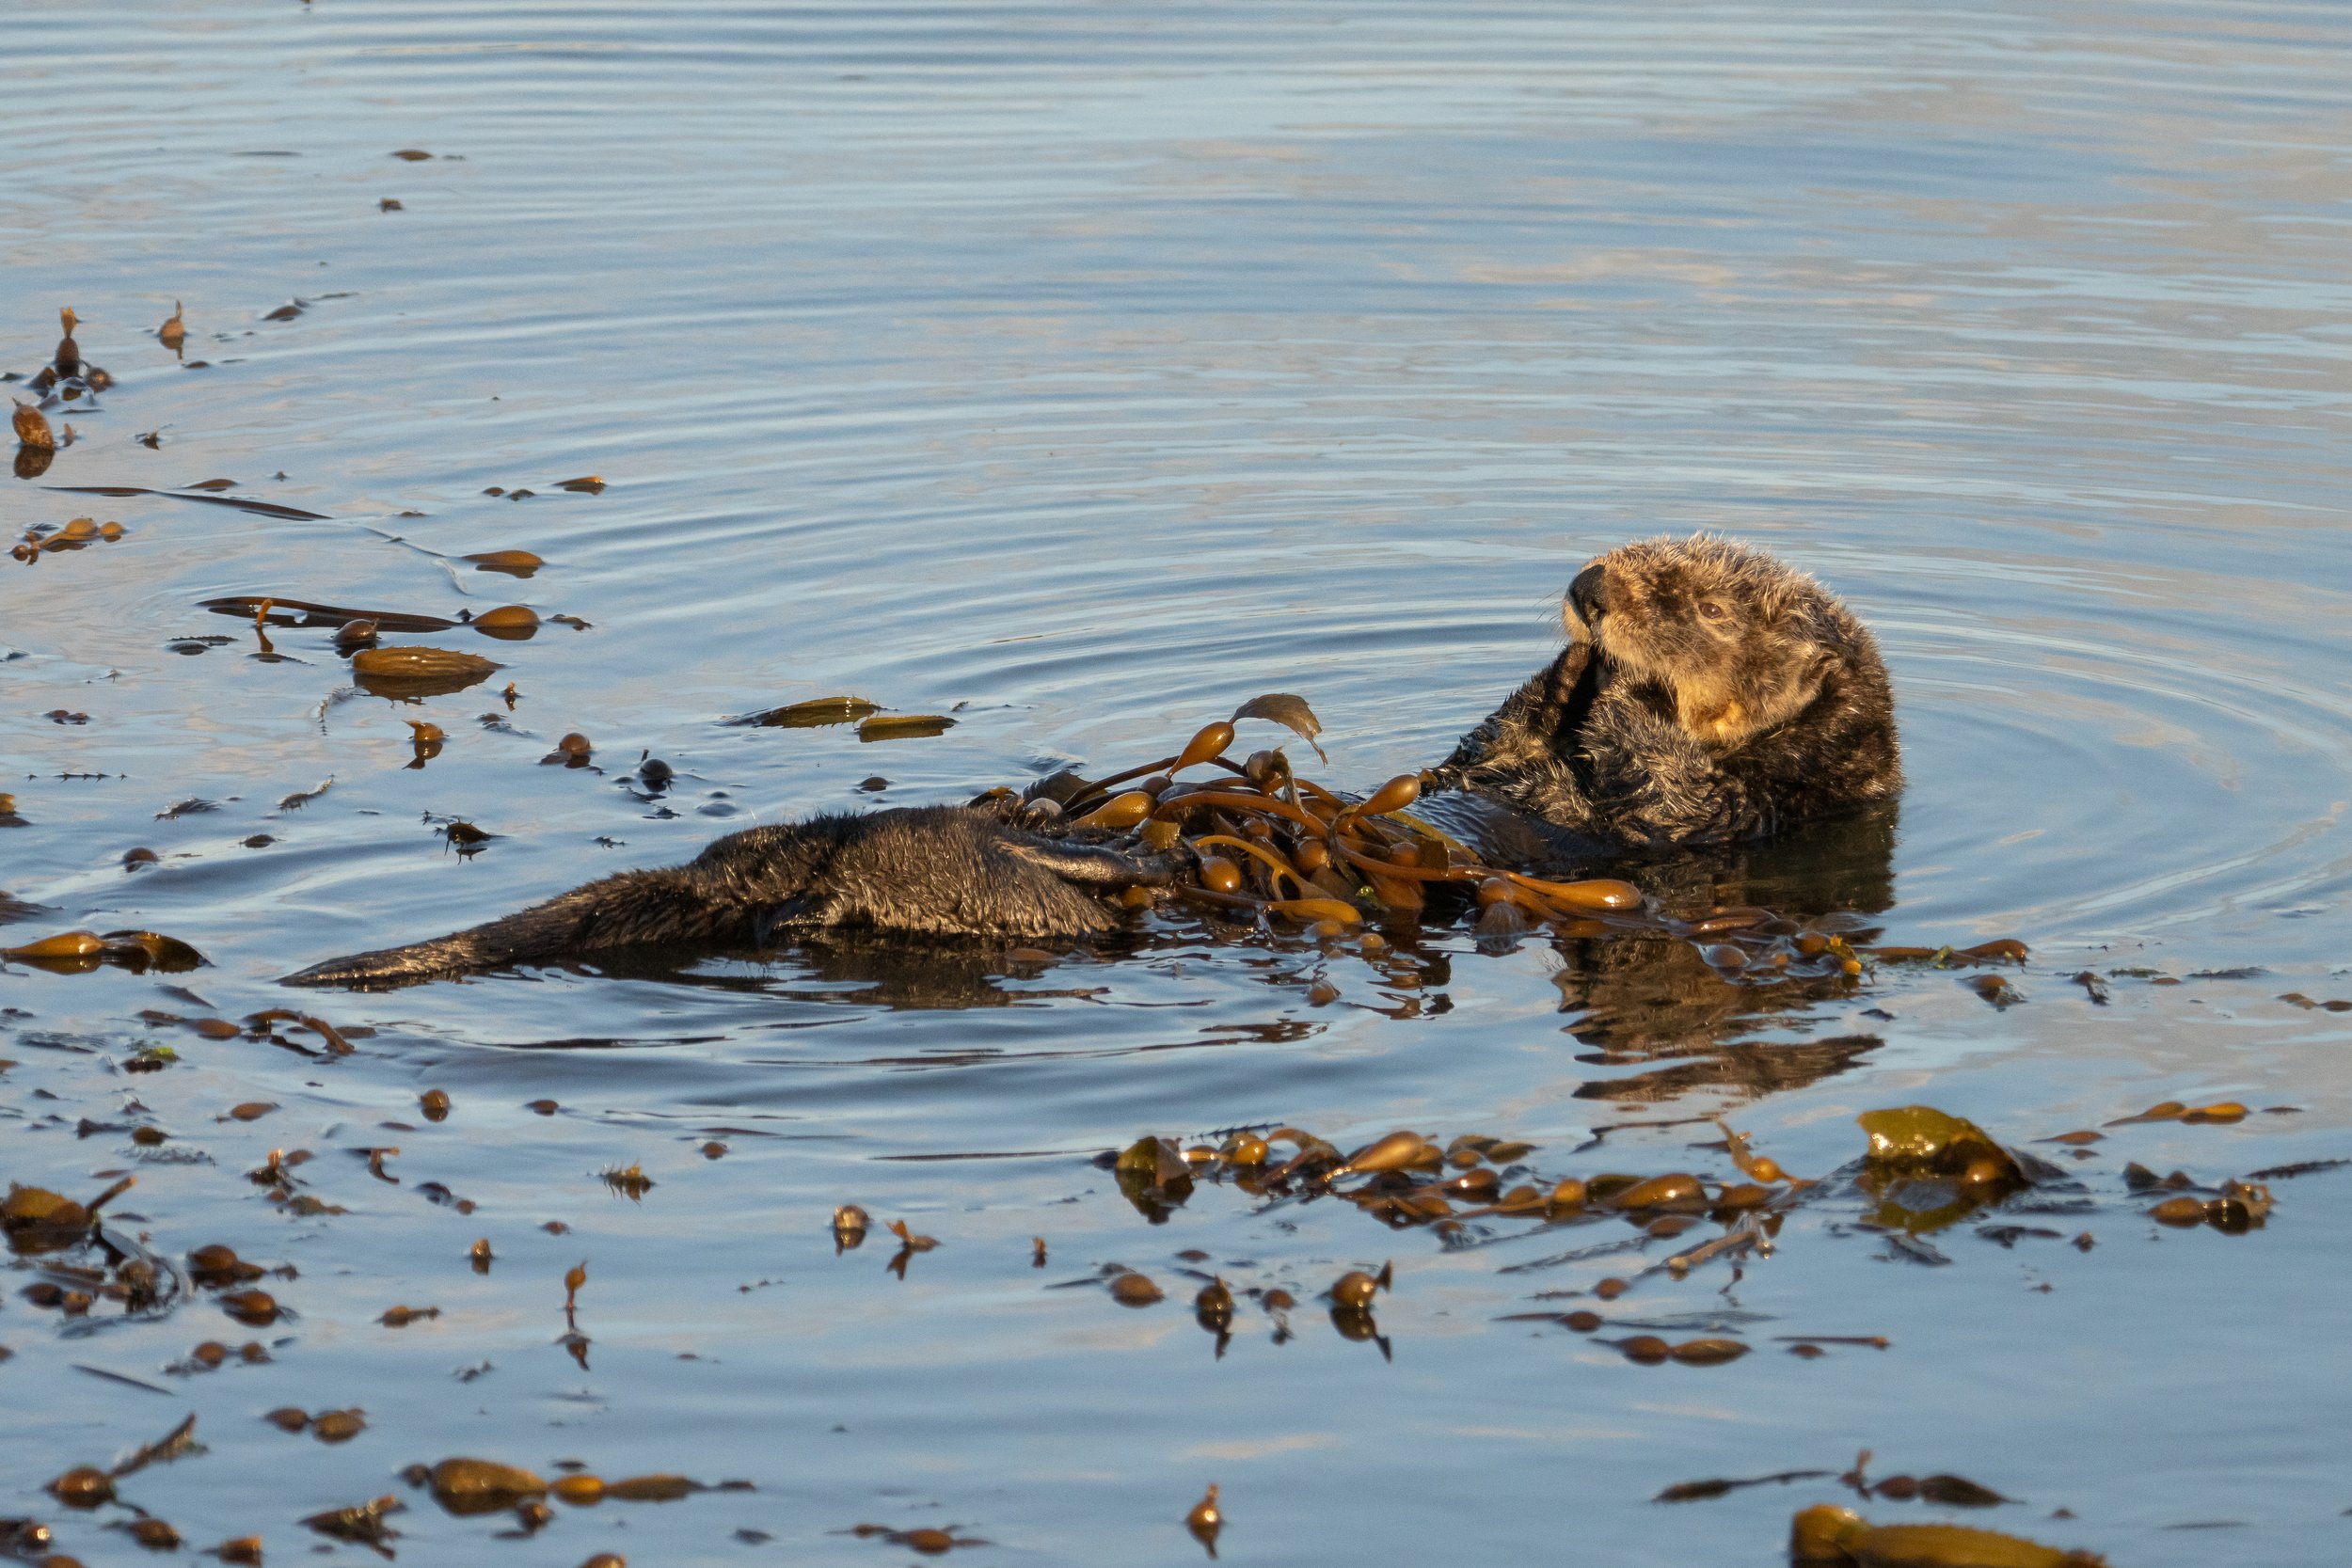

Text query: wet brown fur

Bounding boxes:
[1430,534,1899,847]
[284,806,1168,988]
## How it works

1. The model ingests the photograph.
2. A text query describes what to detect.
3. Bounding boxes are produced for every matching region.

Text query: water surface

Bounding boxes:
[6,3,2352,1563]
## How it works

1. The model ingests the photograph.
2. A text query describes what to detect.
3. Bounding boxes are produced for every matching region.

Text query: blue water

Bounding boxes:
[6,3,2351,1563]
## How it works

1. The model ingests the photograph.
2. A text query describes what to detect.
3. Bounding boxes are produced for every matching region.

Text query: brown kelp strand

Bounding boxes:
[858,713,957,741]
[1096,1118,1826,1269]
[730,694,884,728]
[1788,1503,2105,1566]
[1,928,204,974]
[1089,1100,2285,1351]
[967,695,1971,981]
[352,645,502,697]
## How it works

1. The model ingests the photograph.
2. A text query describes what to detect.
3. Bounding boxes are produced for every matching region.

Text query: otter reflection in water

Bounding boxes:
[1551,804,1899,1106]
[287,534,1899,989]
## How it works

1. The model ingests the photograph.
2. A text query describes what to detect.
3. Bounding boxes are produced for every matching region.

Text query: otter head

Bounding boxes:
[1565,533,1859,748]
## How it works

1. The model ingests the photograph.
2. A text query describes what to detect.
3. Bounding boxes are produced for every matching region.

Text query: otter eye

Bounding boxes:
[1697,600,1730,622]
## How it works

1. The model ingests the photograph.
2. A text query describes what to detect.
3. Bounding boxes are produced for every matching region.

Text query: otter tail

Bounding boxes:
[283,866,723,989]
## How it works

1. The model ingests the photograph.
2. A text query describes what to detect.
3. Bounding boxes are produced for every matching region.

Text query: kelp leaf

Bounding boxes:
[729,696,882,729]
[857,715,955,742]
[1857,1105,2025,1190]
[1231,693,1327,763]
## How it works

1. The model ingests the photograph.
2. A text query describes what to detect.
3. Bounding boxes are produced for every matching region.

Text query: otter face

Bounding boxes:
[1564,534,1844,747]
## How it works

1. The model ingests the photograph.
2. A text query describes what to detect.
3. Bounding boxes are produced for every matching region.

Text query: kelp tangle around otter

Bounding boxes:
[284,692,1958,988]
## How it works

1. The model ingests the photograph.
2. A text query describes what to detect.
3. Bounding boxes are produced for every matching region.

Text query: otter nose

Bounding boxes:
[1568,562,1609,625]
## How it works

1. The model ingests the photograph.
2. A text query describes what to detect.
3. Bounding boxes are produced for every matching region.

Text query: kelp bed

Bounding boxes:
[4,1045,2321,1567]
[955,695,1984,991]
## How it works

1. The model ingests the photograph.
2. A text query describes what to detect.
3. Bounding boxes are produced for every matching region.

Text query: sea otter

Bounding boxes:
[1426,532,1899,847]
[285,534,1898,987]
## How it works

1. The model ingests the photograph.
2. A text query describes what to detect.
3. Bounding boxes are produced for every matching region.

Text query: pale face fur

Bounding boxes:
[1565,533,1844,748]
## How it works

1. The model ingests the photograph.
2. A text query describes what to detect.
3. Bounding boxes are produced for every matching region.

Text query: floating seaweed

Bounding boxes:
[54,485,330,521]
[1851,1106,2039,1235]
[1788,1502,2103,1566]
[730,695,882,728]
[1186,1484,1223,1558]
[1,929,204,974]
[3,1176,135,1253]
[202,594,458,632]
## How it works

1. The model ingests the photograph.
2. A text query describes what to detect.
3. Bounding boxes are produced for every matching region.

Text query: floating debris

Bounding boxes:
[858,713,957,742]
[422,1457,546,1514]
[470,604,540,640]
[731,695,882,728]
[2106,1100,2248,1127]
[464,549,543,577]
[1327,1261,1391,1308]
[605,1474,706,1502]
[312,1408,366,1443]
[219,1290,278,1326]
[543,731,593,767]
[1108,1270,1164,1307]
[1655,1468,1832,1504]
[278,777,333,810]
[600,1164,653,1199]
[303,1493,404,1553]
[205,594,455,632]
[3,1176,135,1250]
[1788,1503,2103,1565]
[47,1465,116,1508]
[53,485,330,520]
[1187,1483,1223,1557]
[12,400,56,451]
[442,820,495,854]
[1865,940,2031,967]
[353,645,501,697]
[2150,1180,2273,1233]
[848,1522,987,1554]
[884,1218,937,1277]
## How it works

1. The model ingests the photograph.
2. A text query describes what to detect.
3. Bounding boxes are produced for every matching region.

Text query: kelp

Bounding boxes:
[995,697,1646,935]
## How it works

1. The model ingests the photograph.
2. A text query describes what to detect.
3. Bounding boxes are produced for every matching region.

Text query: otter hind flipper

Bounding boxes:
[284,809,1145,986]
[282,931,500,990]
[998,837,1174,889]
[284,865,732,989]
